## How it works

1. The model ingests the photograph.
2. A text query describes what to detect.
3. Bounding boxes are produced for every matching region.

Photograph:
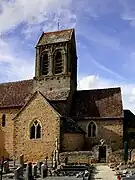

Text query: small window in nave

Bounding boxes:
[88,121,97,137]
[2,114,6,127]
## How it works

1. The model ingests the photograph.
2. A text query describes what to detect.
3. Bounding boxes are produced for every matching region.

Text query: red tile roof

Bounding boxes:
[0,79,33,108]
[37,29,74,46]
[70,87,124,118]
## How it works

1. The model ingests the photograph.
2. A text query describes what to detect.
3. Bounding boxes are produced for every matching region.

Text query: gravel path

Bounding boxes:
[93,164,117,180]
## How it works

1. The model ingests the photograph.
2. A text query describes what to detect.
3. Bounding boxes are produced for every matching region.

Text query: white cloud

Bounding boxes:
[0,0,75,35]
[0,38,34,82]
[78,74,135,114]
[119,0,135,27]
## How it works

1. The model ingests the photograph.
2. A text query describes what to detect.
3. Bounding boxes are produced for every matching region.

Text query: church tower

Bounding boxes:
[33,29,77,100]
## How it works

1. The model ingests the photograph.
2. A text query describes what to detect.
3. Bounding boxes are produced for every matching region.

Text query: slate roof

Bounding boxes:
[37,29,74,46]
[0,79,33,108]
[62,117,86,134]
[70,87,123,118]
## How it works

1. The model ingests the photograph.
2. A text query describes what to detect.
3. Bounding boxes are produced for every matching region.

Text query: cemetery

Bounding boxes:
[0,154,93,180]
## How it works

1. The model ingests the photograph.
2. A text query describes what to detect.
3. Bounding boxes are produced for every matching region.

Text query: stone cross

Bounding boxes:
[100,139,105,146]
[45,156,48,165]
[56,138,58,150]
[51,153,54,168]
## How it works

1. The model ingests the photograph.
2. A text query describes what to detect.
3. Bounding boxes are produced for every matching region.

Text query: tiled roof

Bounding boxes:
[50,100,68,116]
[70,87,123,118]
[0,79,70,108]
[37,29,74,46]
[124,109,135,128]
[62,117,86,134]
[0,79,33,108]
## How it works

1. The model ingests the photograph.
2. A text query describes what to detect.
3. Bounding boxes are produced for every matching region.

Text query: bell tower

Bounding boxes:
[33,29,77,100]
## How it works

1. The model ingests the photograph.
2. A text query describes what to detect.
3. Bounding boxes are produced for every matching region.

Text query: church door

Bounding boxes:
[98,146,106,163]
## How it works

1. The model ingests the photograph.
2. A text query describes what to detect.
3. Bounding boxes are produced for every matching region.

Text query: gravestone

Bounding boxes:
[26,162,33,180]
[37,161,43,174]
[14,166,23,180]
[3,161,9,173]
[32,164,37,177]
[41,164,48,179]
[19,154,24,167]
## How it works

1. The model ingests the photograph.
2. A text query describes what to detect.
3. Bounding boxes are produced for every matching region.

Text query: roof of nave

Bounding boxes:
[37,29,74,46]
[0,79,70,108]
[70,87,124,119]
[0,79,33,108]
[0,79,124,120]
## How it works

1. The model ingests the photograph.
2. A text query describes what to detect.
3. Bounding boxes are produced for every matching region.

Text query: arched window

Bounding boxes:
[41,53,49,75]
[54,51,63,74]
[2,114,6,127]
[30,120,41,139]
[88,121,97,137]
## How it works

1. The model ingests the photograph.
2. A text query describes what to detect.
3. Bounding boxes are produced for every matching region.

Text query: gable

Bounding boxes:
[13,91,61,121]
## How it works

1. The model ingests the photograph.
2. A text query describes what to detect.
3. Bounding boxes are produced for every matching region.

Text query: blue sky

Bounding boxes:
[0,0,135,112]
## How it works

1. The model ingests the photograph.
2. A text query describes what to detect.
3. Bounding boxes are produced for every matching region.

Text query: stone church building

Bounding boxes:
[0,29,124,163]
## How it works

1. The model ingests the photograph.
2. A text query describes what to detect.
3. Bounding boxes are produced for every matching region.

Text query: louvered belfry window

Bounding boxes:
[41,53,49,75]
[54,51,63,74]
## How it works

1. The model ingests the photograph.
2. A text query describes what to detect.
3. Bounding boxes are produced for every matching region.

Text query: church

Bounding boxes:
[0,29,129,163]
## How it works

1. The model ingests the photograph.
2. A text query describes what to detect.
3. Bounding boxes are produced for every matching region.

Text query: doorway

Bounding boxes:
[98,146,106,163]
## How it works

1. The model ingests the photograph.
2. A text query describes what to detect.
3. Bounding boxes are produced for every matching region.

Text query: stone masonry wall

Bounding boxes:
[77,119,123,151]
[13,92,60,163]
[59,151,95,164]
[61,133,84,151]
[0,108,20,158]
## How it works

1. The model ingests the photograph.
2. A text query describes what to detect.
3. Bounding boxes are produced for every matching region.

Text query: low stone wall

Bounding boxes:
[59,151,96,164]
[108,149,135,164]
[108,149,125,164]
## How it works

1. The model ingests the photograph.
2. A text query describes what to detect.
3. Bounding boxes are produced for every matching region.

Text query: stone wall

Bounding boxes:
[61,133,84,151]
[59,151,95,164]
[13,92,60,162]
[0,107,20,159]
[0,127,4,157]
[77,119,123,151]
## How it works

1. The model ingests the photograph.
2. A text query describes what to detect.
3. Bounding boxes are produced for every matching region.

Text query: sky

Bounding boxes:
[0,0,135,113]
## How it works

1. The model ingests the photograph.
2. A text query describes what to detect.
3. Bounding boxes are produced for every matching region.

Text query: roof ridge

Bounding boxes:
[77,87,121,92]
[43,28,74,35]
[0,79,33,86]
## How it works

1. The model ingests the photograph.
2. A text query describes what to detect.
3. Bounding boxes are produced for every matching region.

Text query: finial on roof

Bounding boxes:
[58,18,60,31]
